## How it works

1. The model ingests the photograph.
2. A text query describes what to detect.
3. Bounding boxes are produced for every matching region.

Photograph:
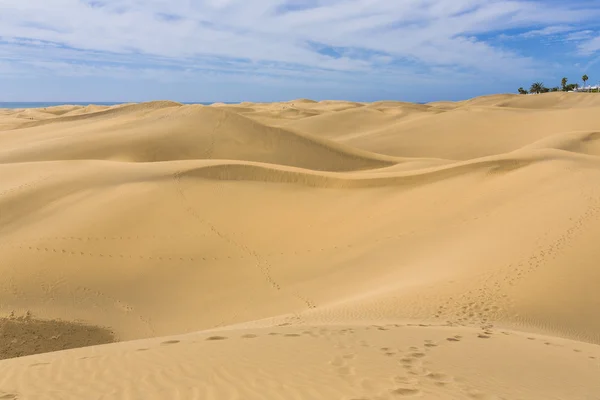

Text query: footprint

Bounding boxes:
[242,334,257,339]
[0,394,17,400]
[337,366,354,376]
[410,352,426,358]
[477,334,491,339]
[391,388,421,397]
[426,372,452,382]
[424,343,437,348]
[206,336,228,341]
[330,357,345,367]
[400,357,418,365]
[467,389,489,399]
[447,336,462,342]
[407,366,430,376]
[161,340,180,345]
[29,362,50,367]
[284,333,301,337]
[394,376,419,385]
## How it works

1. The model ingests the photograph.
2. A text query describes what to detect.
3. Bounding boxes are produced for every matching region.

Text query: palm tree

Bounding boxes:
[583,74,589,90]
[518,87,528,94]
[530,82,546,94]
[561,77,568,91]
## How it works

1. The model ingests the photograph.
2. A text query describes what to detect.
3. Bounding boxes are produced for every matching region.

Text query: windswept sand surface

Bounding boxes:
[1,92,600,399]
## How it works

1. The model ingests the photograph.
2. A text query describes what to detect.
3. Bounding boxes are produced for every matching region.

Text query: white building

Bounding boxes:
[571,84,600,92]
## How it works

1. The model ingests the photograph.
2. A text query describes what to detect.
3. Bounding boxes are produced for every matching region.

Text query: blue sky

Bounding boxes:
[1,0,600,103]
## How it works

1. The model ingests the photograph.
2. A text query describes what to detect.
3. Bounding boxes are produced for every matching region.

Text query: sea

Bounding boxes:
[0,102,227,109]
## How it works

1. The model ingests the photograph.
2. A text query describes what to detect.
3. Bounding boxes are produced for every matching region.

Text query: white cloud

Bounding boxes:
[518,25,577,38]
[0,0,599,81]
[566,30,596,42]
[578,35,600,55]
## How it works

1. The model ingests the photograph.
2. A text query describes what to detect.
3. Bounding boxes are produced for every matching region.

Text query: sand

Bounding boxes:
[0,91,599,399]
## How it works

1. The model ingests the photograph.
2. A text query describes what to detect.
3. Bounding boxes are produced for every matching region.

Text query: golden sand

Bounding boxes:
[0,92,599,399]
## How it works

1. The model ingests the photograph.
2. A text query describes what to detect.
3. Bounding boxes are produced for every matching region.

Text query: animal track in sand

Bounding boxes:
[8,244,199,264]
[0,175,49,199]
[241,334,257,339]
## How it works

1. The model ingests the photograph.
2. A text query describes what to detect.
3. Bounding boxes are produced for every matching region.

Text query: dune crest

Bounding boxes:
[1,93,599,399]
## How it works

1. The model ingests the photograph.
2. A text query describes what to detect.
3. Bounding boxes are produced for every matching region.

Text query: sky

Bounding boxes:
[1,0,600,103]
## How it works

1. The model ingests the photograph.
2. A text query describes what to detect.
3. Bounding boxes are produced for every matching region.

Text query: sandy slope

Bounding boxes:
[1,92,599,399]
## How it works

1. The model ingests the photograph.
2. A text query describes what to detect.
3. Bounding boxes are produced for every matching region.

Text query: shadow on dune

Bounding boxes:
[0,313,116,360]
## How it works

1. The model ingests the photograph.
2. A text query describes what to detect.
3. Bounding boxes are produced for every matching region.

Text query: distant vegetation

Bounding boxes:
[517,75,597,94]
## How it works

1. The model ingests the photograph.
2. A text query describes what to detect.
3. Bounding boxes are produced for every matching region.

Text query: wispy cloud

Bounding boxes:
[577,35,600,55]
[1,0,600,100]
[518,25,578,38]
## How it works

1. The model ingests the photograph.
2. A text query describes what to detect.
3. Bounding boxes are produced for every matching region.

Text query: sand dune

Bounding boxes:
[0,105,396,170]
[313,106,600,160]
[1,92,599,399]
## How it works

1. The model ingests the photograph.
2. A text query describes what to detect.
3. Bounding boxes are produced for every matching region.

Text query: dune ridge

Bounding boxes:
[1,92,599,399]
